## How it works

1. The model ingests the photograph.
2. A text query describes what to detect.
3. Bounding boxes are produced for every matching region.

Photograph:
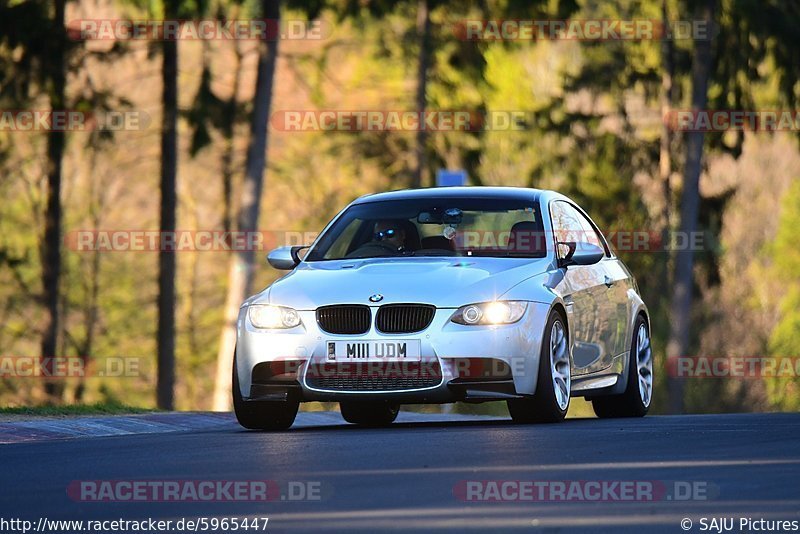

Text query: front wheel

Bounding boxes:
[507,310,571,424]
[592,315,653,418]
[340,402,399,426]
[232,353,299,430]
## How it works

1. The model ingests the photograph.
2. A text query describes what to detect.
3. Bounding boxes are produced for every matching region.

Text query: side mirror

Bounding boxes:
[266,245,308,270]
[559,241,604,267]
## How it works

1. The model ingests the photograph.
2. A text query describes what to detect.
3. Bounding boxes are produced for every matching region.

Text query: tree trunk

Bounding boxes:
[666,0,715,414]
[659,0,674,266]
[412,0,430,189]
[212,0,281,411]
[157,7,179,410]
[41,0,66,403]
[658,0,676,307]
[74,151,103,402]
[221,39,244,239]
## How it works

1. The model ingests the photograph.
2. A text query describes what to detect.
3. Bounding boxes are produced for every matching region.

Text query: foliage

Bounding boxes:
[765,180,800,411]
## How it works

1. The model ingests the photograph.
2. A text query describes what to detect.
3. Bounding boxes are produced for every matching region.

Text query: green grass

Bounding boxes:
[0,401,156,417]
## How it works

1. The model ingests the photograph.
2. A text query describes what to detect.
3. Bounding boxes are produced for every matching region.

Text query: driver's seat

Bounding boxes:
[396,220,421,251]
[507,221,546,255]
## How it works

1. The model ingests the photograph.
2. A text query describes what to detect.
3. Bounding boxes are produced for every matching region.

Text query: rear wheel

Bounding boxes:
[592,315,652,418]
[340,402,399,426]
[232,353,299,430]
[507,310,570,423]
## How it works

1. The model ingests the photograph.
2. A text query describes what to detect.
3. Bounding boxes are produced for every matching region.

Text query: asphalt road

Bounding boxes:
[1,412,799,533]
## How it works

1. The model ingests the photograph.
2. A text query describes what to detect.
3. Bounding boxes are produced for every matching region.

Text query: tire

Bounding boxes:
[507,310,570,424]
[340,402,399,426]
[592,315,652,418]
[232,352,299,430]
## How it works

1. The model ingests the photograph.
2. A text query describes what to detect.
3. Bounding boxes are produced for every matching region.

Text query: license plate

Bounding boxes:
[327,340,421,362]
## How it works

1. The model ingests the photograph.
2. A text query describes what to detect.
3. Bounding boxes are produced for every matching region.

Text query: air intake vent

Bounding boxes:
[306,362,442,391]
[376,304,435,334]
[316,305,371,335]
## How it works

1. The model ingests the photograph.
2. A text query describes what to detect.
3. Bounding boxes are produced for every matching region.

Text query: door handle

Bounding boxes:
[604,275,615,288]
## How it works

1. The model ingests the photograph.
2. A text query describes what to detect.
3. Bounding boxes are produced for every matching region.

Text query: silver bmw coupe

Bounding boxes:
[233,187,653,429]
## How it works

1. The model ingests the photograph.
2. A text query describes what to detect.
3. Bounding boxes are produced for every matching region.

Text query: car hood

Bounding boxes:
[254,257,552,309]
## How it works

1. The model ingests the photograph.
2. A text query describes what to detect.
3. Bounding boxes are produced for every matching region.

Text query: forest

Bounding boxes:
[0,0,798,415]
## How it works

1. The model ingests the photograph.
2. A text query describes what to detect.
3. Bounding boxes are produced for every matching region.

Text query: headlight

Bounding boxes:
[248,304,302,329]
[451,301,527,325]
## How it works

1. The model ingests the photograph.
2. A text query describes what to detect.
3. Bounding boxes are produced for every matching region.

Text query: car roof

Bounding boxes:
[352,186,545,204]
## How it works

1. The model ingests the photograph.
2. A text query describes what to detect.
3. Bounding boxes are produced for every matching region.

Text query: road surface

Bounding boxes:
[1,412,799,533]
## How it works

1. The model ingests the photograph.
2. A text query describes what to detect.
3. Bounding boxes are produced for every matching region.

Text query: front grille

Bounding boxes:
[376,304,435,334]
[305,362,442,391]
[316,305,371,335]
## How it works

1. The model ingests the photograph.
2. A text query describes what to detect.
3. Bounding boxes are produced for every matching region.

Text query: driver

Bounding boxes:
[372,220,407,252]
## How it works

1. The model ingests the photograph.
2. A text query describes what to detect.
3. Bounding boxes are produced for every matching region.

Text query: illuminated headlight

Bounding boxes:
[248,304,302,329]
[451,301,527,325]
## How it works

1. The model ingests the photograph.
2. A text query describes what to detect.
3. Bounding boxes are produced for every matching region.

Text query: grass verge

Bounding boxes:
[0,401,156,417]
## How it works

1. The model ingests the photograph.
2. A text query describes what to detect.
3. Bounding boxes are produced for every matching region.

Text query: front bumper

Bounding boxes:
[235,302,551,403]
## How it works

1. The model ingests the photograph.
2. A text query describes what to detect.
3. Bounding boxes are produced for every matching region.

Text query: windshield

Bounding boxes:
[305,197,547,261]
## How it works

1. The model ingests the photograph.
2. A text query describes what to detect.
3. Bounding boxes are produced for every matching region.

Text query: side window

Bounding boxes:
[550,201,584,244]
[550,201,584,260]
[550,201,610,257]
[572,207,610,257]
